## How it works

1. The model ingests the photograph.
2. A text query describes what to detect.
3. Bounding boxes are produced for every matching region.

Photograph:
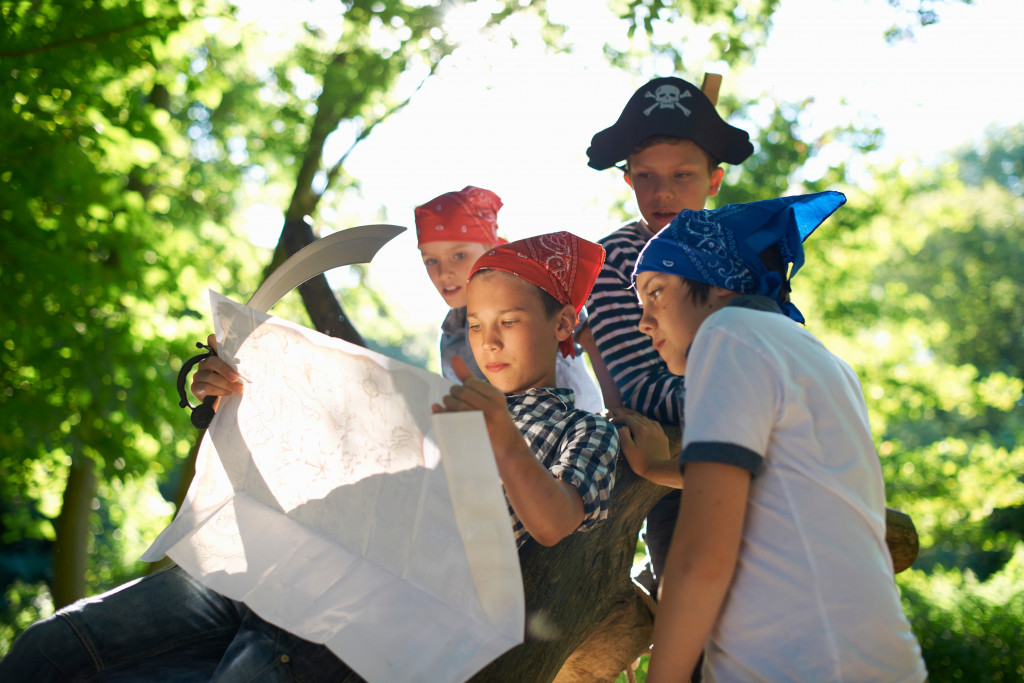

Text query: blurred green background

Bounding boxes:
[2,1,1021,680]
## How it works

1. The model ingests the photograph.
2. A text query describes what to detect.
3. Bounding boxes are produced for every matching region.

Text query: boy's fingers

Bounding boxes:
[607,406,640,421]
[618,425,634,446]
[191,356,243,399]
[451,355,473,383]
[614,413,643,431]
[204,356,239,382]
[439,391,473,413]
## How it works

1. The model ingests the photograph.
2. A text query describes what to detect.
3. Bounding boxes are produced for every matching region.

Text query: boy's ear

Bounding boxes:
[623,170,633,189]
[708,167,725,198]
[554,304,576,342]
[710,286,740,309]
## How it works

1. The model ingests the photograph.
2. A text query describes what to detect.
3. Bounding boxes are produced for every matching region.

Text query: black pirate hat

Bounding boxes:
[586,76,753,170]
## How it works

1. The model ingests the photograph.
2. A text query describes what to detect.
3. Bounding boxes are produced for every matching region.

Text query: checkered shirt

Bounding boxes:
[505,387,619,547]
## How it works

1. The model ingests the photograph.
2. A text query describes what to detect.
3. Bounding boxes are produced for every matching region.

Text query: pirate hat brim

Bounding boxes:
[586,77,754,170]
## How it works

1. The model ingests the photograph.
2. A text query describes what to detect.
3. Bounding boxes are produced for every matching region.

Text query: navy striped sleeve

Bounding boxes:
[588,223,684,424]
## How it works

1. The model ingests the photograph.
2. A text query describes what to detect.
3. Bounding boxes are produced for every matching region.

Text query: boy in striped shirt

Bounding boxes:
[583,76,753,585]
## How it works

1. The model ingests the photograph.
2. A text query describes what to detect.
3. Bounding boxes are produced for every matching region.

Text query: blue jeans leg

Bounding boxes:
[209,608,358,683]
[643,488,681,583]
[0,564,243,682]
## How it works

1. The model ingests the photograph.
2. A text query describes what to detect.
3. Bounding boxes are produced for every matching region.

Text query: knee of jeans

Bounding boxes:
[1,614,94,679]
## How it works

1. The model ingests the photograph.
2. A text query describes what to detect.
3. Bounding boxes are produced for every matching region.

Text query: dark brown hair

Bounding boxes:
[679,243,790,305]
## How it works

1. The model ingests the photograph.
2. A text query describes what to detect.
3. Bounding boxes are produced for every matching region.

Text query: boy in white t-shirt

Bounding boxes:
[618,192,928,682]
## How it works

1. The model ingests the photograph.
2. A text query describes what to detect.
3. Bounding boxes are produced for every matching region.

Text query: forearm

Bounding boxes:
[577,323,622,410]
[647,546,733,680]
[636,459,683,489]
[646,462,749,682]
[495,440,584,546]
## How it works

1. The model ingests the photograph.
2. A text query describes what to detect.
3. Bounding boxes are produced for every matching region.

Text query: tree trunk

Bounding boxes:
[51,455,98,608]
[471,462,667,682]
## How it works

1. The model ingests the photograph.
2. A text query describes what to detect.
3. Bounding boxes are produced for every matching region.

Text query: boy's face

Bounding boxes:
[635,271,733,376]
[419,241,493,309]
[466,270,572,394]
[625,140,725,235]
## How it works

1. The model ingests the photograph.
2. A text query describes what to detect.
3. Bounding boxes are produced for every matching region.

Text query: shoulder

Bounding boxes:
[599,222,646,262]
[509,391,618,474]
[440,306,466,333]
[698,306,795,344]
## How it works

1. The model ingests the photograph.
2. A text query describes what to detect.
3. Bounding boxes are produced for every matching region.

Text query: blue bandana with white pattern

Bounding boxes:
[632,191,846,323]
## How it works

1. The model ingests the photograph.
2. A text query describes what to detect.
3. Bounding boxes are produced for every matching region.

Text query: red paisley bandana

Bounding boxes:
[414,186,503,246]
[470,231,605,358]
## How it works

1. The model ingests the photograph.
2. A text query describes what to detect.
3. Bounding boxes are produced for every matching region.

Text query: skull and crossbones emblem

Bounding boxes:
[643,85,692,116]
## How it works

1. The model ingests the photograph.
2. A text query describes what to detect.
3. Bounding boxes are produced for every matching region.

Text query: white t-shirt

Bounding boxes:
[682,306,927,683]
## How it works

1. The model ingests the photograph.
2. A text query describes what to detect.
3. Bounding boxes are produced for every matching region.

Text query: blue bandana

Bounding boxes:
[631,191,846,323]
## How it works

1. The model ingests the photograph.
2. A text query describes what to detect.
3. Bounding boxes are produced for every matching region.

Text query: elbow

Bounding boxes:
[532,528,572,547]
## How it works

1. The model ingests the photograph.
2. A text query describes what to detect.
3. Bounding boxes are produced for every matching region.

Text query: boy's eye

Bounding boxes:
[501,319,519,327]
[453,252,466,260]
[423,257,437,266]
[468,323,481,332]
[674,173,691,179]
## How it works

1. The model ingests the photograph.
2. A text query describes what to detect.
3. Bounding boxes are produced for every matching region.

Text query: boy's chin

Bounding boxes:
[486,378,527,395]
[642,217,673,234]
[482,372,535,396]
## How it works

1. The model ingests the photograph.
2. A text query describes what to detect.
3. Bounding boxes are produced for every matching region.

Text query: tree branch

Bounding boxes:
[0,17,177,58]
[322,57,445,190]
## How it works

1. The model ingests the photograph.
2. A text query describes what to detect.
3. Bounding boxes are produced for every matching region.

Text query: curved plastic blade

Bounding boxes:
[246,224,406,313]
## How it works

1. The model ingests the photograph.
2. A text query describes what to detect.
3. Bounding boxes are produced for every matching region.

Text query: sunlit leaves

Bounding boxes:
[897,549,1024,680]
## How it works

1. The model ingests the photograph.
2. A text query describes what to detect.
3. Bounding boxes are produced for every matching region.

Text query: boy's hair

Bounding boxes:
[624,134,720,175]
[681,244,790,306]
[470,270,565,319]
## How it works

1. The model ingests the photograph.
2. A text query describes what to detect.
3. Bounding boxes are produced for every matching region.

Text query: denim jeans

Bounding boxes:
[643,488,681,583]
[0,565,360,682]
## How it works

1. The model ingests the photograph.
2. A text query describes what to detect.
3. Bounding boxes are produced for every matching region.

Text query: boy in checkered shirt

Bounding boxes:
[432,230,618,547]
[1,233,618,680]
[191,229,619,546]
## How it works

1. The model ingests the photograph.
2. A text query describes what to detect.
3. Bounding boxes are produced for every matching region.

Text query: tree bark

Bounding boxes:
[470,462,667,682]
[51,455,98,608]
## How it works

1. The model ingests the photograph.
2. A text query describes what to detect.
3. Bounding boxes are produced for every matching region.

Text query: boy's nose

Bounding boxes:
[638,309,655,335]
[482,327,502,350]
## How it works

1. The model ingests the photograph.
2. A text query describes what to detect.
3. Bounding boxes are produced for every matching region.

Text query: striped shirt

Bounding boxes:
[505,387,618,547]
[588,221,684,424]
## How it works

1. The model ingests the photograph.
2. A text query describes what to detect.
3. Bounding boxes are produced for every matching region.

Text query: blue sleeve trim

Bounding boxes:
[680,441,762,475]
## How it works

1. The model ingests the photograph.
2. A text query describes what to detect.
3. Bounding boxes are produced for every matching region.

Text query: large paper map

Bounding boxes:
[143,292,524,683]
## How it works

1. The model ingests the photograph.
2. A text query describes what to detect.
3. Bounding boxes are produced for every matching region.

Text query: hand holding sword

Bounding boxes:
[176,224,405,428]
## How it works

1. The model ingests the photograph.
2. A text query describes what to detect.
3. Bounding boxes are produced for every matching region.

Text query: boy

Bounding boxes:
[416,186,604,413]
[433,231,617,547]
[0,232,618,681]
[583,75,754,582]
[622,192,928,682]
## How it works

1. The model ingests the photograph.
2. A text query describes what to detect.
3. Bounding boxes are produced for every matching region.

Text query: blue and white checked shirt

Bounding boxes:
[505,387,618,547]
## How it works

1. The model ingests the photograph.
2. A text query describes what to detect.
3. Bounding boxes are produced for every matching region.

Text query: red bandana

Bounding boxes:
[470,231,605,358]
[415,186,503,246]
